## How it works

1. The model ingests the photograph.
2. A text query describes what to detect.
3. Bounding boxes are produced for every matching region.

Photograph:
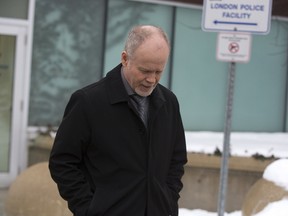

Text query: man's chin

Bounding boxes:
[136,88,154,97]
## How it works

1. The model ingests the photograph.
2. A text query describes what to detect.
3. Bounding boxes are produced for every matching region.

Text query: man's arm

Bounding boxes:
[49,90,93,216]
[166,99,187,215]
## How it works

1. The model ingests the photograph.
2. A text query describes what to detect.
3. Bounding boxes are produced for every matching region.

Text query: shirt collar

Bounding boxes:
[121,66,136,96]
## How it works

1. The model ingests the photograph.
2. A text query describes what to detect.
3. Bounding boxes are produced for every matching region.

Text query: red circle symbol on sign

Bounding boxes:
[228,42,239,53]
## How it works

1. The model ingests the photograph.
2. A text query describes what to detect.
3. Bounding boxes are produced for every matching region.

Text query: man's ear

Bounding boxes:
[121,51,128,66]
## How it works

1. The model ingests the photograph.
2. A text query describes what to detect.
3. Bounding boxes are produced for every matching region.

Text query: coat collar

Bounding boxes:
[106,63,166,109]
[106,64,128,104]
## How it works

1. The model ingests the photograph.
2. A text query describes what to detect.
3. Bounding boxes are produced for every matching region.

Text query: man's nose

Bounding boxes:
[146,73,156,83]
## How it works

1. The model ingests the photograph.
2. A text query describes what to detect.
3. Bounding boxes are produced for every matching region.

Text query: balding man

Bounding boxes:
[49,25,187,216]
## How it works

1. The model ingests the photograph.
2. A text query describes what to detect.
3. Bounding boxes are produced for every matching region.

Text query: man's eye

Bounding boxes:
[140,69,150,73]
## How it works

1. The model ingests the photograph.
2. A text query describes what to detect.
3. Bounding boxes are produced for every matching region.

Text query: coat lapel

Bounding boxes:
[148,85,166,124]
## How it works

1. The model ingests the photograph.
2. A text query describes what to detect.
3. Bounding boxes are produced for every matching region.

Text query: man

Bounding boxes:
[49,25,187,216]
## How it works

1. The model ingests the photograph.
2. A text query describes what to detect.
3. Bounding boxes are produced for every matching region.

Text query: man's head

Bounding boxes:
[121,25,170,97]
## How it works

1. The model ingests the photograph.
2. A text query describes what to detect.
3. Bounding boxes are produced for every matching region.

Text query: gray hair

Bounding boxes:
[124,25,170,58]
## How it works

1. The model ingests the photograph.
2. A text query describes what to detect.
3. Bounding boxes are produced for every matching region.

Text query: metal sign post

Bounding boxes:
[201,1,273,215]
[217,61,236,216]
[215,32,249,216]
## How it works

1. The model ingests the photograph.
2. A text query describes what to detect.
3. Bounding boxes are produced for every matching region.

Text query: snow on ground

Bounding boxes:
[179,208,241,216]
[253,198,288,216]
[185,131,288,158]
[181,132,288,216]
[263,159,288,191]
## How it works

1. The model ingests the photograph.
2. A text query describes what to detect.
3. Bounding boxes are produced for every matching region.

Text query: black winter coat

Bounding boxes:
[49,64,187,216]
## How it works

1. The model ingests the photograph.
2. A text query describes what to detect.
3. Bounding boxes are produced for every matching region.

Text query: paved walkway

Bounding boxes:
[0,188,8,216]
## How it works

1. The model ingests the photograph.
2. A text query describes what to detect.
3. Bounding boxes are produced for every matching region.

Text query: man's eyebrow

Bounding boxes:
[138,67,150,71]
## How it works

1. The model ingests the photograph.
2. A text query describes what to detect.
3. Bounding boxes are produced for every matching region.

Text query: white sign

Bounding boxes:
[216,32,252,63]
[202,0,273,34]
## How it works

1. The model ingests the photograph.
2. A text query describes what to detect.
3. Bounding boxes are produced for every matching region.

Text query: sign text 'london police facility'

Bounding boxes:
[202,0,273,34]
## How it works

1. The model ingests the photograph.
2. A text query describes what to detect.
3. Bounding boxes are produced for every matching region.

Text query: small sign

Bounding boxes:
[202,0,273,34]
[216,32,252,63]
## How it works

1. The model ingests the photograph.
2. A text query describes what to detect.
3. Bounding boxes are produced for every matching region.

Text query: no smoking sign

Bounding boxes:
[216,32,252,63]
[228,42,239,53]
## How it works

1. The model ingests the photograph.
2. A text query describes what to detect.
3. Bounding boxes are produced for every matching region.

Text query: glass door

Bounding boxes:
[0,34,15,172]
[0,24,27,187]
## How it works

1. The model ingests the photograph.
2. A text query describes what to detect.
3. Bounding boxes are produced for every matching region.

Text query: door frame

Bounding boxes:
[0,0,35,188]
[0,24,27,187]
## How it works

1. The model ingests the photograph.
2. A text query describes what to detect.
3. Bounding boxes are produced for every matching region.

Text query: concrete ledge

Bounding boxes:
[179,153,275,212]
[28,135,53,166]
[186,152,275,172]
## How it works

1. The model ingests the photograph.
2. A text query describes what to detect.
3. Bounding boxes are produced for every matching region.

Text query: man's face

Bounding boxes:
[121,36,170,97]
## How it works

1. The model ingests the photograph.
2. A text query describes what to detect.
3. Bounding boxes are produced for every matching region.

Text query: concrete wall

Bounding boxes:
[179,166,262,212]
[179,153,275,212]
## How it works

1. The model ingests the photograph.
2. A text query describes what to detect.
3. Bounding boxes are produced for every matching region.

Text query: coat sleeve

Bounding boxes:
[49,90,93,216]
[166,97,187,213]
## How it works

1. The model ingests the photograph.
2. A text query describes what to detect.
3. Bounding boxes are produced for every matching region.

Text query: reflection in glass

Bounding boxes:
[29,0,106,126]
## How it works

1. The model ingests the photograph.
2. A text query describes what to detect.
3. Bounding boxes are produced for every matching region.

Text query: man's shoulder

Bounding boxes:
[69,79,105,102]
[82,78,106,93]
[155,84,178,101]
[76,64,122,96]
